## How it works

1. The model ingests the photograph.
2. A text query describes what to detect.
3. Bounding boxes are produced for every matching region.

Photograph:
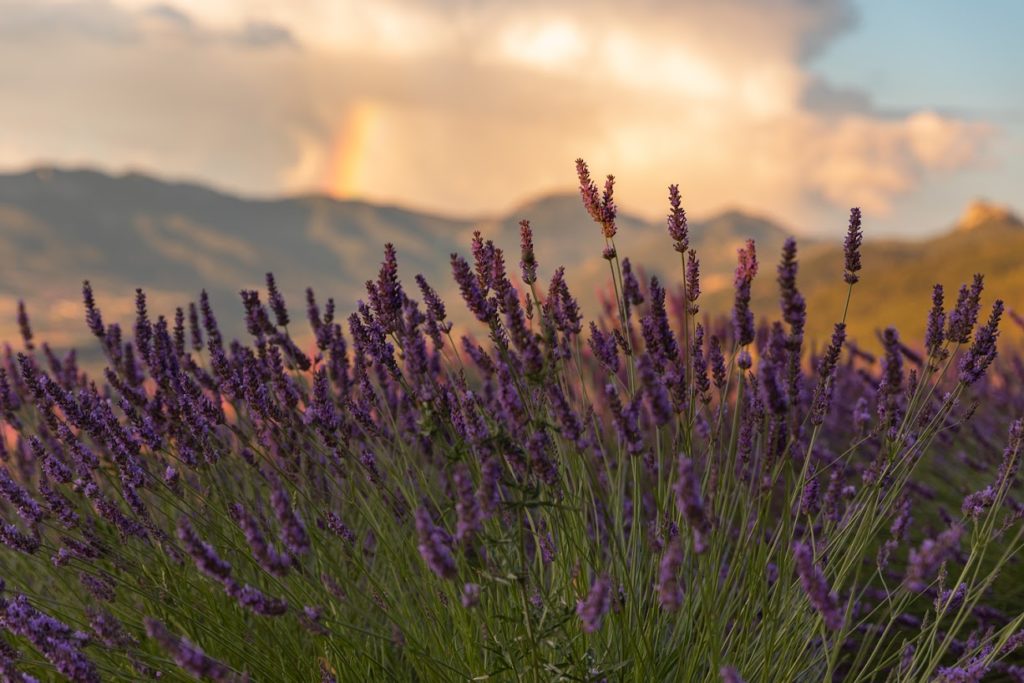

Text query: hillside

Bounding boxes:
[703,201,1024,352]
[0,167,791,356]
[0,167,1019,360]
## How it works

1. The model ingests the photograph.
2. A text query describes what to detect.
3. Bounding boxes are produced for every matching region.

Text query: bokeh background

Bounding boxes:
[0,0,1021,354]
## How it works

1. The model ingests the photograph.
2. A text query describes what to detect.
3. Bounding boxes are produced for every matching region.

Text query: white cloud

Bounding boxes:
[0,0,994,228]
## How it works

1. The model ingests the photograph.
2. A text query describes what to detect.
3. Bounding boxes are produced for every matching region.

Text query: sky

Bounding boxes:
[0,0,1020,236]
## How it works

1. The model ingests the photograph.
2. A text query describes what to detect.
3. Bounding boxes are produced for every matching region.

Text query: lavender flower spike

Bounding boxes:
[0,467,43,523]
[732,239,758,347]
[576,574,612,633]
[657,535,685,610]
[16,301,33,351]
[519,219,538,285]
[947,274,985,344]
[271,478,311,557]
[230,503,292,577]
[415,506,457,579]
[453,464,482,543]
[674,454,711,553]
[792,541,844,630]
[958,299,1003,384]
[720,666,746,683]
[575,158,617,239]
[811,323,847,426]
[177,516,233,582]
[843,207,863,285]
[666,184,688,252]
[924,283,946,359]
[145,618,236,681]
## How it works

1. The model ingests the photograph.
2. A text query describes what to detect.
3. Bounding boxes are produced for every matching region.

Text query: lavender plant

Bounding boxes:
[0,160,1022,682]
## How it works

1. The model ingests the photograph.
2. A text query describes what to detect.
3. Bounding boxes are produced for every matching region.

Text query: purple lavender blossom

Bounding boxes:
[997,419,1024,485]
[271,478,310,557]
[666,184,688,252]
[453,464,482,543]
[962,486,996,519]
[799,471,819,517]
[925,284,946,359]
[576,574,612,633]
[187,301,203,351]
[958,299,1003,384]
[709,335,726,389]
[674,454,711,553]
[265,272,289,328]
[0,467,43,523]
[2,593,98,682]
[685,250,701,313]
[415,506,457,580]
[322,512,357,546]
[732,239,758,347]
[692,324,711,401]
[79,572,115,602]
[230,503,293,576]
[935,647,992,682]
[905,525,963,591]
[638,353,673,426]
[606,383,645,457]
[177,516,233,581]
[621,258,644,314]
[0,522,40,554]
[461,583,481,608]
[87,609,134,649]
[843,207,863,285]
[657,535,685,610]
[16,301,33,351]
[229,584,287,616]
[38,477,79,528]
[527,430,559,486]
[477,458,502,516]
[368,243,405,334]
[792,541,844,630]
[588,323,620,373]
[935,582,968,611]
[548,383,586,447]
[576,159,617,239]
[720,666,745,683]
[145,618,236,681]
[451,253,496,324]
[811,323,846,425]
[777,238,806,340]
[519,219,538,285]
[947,274,985,344]
[547,267,583,338]
[82,281,105,339]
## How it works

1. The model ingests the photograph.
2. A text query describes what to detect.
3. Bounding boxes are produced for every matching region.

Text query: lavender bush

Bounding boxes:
[1,160,1023,681]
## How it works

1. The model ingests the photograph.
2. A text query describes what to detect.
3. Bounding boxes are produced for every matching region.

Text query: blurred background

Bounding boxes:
[0,0,1021,356]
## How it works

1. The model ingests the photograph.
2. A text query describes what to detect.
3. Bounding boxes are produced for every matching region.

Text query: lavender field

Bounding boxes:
[0,160,1020,681]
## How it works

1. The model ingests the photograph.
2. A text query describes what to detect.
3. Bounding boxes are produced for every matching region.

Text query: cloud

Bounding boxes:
[0,0,994,229]
[806,113,992,212]
[0,1,297,49]
[0,1,139,42]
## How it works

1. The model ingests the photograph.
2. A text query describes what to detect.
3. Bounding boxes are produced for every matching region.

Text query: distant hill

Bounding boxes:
[0,167,795,356]
[953,199,1024,233]
[0,167,1019,361]
[703,200,1024,352]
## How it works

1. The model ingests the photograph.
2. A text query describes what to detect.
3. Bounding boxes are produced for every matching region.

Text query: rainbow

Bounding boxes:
[323,100,380,199]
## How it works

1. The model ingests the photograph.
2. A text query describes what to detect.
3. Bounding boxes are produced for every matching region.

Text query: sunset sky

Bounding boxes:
[0,0,1020,235]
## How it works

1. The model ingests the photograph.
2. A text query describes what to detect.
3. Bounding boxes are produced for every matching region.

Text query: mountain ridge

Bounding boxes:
[0,166,1020,356]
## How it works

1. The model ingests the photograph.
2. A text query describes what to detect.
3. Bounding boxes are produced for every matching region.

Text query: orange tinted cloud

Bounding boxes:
[0,0,998,233]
